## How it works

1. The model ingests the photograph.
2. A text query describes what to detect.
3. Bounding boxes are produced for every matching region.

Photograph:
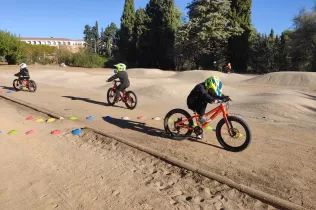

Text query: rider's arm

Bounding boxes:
[199,85,216,103]
[107,74,118,82]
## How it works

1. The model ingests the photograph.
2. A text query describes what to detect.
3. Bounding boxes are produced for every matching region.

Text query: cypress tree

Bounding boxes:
[228,0,252,72]
[133,8,147,66]
[120,0,135,65]
[141,0,177,69]
[83,24,93,52]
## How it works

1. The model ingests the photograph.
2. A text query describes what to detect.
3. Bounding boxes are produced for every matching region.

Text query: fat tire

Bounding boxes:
[164,108,194,140]
[216,116,251,152]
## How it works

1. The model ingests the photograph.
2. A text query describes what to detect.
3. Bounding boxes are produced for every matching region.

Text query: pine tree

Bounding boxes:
[120,0,135,65]
[102,23,119,57]
[228,0,252,72]
[279,30,292,71]
[140,0,178,69]
[83,24,93,52]
[181,0,243,69]
[91,21,99,53]
[133,8,147,66]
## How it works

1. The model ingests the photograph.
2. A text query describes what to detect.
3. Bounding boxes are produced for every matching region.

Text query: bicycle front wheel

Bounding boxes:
[216,116,251,152]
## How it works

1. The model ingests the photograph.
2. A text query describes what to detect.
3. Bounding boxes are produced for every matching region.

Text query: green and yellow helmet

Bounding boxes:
[114,63,126,73]
[205,76,223,96]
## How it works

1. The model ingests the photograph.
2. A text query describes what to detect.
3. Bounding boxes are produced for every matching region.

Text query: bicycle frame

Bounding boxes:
[175,102,229,131]
[112,81,126,101]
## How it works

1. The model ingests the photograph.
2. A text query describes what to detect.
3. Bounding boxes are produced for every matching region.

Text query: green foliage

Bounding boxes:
[84,21,100,54]
[57,49,106,68]
[291,6,316,72]
[133,8,147,66]
[0,30,25,64]
[100,22,119,58]
[138,0,178,69]
[120,0,136,65]
[83,24,93,52]
[176,0,243,70]
[22,44,58,64]
[228,0,252,72]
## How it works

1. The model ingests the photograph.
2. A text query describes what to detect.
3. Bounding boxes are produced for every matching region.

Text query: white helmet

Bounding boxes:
[20,63,27,69]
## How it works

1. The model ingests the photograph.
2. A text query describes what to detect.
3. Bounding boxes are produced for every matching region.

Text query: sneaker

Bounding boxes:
[197,134,204,139]
[198,116,206,125]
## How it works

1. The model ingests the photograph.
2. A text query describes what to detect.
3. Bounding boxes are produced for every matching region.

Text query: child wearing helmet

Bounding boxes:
[14,63,30,86]
[106,63,130,102]
[187,76,227,138]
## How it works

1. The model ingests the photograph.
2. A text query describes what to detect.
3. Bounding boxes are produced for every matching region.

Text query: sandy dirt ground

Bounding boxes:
[0,97,274,210]
[1,65,316,209]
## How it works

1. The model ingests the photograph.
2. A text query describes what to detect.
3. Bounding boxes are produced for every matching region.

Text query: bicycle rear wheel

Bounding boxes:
[215,116,251,152]
[28,80,37,92]
[164,109,194,140]
[124,90,137,109]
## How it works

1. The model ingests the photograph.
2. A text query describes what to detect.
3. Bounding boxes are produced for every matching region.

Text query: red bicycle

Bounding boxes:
[13,76,37,92]
[164,96,251,152]
[107,80,137,109]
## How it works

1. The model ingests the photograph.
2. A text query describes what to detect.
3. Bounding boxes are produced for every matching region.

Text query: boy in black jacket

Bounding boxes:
[107,63,130,102]
[187,76,228,138]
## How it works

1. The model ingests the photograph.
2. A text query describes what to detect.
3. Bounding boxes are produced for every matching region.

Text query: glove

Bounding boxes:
[220,96,230,101]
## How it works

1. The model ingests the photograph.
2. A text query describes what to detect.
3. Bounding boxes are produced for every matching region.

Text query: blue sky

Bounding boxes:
[0,0,314,39]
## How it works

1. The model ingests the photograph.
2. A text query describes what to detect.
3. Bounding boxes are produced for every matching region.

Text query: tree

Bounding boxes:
[290,5,316,72]
[91,21,99,53]
[133,8,147,66]
[228,0,252,72]
[83,24,93,52]
[278,30,292,71]
[0,30,25,64]
[180,0,243,69]
[140,0,178,69]
[120,0,136,65]
[100,22,119,57]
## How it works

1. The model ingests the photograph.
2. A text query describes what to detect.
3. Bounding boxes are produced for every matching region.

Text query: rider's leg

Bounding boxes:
[114,84,125,102]
[195,104,207,125]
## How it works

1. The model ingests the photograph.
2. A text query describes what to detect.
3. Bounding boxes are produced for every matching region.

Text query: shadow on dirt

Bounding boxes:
[102,116,225,150]
[302,105,316,113]
[0,86,15,91]
[298,92,316,101]
[62,96,109,106]
[62,96,129,109]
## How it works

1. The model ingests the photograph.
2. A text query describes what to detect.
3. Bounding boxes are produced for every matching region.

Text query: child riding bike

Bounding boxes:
[106,63,130,103]
[187,75,228,139]
[14,63,30,86]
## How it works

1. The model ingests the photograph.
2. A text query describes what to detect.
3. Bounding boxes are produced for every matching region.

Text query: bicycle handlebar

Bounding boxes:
[216,96,232,104]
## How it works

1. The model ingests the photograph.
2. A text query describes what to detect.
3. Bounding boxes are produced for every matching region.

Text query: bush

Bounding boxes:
[72,52,107,68]
[0,30,25,64]
[1,29,107,68]
[57,50,107,68]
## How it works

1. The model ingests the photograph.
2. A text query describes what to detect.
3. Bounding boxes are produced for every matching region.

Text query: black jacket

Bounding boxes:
[107,71,130,87]
[187,82,219,105]
[15,68,30,78]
